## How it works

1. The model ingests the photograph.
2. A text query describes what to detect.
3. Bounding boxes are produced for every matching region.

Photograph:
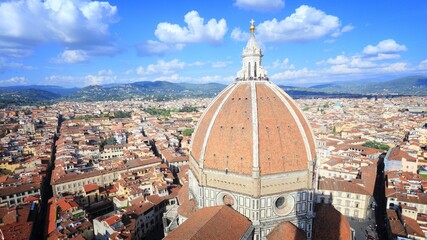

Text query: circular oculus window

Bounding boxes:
[275,196,286,209]
[223,194,234,206]
[273,195,295,216]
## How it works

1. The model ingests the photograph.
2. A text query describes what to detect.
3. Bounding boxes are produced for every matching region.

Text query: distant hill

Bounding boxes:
[65,80,377,101]
[65,81,228,102]
[310,76,427,95]
[310,83,343,89]
[0,85,79,95]
[277,85,298,89]
[1,76,425,107]
[0,89,61,108]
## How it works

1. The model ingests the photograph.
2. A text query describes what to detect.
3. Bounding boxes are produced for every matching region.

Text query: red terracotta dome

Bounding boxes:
[190,80,315,176]
[184,21,317,240]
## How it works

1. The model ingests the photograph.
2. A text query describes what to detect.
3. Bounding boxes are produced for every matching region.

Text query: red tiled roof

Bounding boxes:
[146,194,164,206]
[126,202,154,216]
[0,183,40,197]
[83,183,98,193]
[318,178,370,195]
[0,175,8,183]
[404,216,425,238]
[47,198,57,235]
[165,205,252,240]
[313,204,351,240]
[389,147,416,162]
[57,198,72,212]
[0,222,33,240]
[387,209,406,237]
[177,183,196,218]
[104,215,121,226]
[267,221,306,240]
[23,196,39,203]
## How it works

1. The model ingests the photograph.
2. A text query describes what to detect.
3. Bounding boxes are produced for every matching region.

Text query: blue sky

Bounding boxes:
[0,0,426,87]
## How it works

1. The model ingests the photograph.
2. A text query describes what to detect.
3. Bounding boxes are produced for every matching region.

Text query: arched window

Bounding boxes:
[248,62,251,78]
[254,62,257,77]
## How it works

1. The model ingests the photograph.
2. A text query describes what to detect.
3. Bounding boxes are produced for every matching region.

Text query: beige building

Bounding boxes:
[0,182,40,207]
[51,158,161,195]
[385,147,417,173]
[317,178,374,220]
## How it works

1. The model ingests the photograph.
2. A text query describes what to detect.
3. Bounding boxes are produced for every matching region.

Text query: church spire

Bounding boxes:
[236,19,268,81]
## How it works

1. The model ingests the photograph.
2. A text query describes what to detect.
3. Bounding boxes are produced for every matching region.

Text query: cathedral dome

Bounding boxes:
[185,20,317,239]
[188,20,316,199]
[190,81,315,177]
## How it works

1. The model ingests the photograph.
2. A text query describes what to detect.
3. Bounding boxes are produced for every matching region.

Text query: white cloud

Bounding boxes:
[326,55,349,65]
[147,73,234,84]
[0,76,27,86]
[138,11,227,56]
[314,39,409,78]
[234,0,284,12]
[341,25,354,33]
[379,62,407,72]
[136,66,144,75]
[211,61,232,68]
[270,58,295,70]
[0,0,118,57]
[349,57,376,68]
[137,40,184,56]
[45,70,119,87]
[271,68,318,80]
[155,11,227,44]
[190,61,205,67]
[256,5,349,42]
[136,59,187,75]
[330,25,354,38]
[362,39,407,55]
[0,57,33,72]
[324,55,376,69]
[368,53,401,61]
[45,75,77,85]
[135,59,204,75]
[231,27,250,41]
[329,64,362,74]
[54,49,89,63]
[84,74,117,85]
[418,59,427,70]
[270,40,412,84]
[199,75,234,83]
[154,74,181,82]
[98,69,114,75]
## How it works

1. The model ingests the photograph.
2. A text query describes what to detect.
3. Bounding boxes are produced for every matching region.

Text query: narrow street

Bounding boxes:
[31,115,62,240]
[374,153,388,240]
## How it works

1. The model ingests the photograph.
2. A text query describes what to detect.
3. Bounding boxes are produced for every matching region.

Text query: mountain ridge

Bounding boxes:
[310,76,427,95]
[0,76,425,107]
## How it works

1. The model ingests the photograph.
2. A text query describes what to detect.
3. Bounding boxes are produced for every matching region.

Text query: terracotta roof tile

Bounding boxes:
[83,183,98,193]
[387,209,406,237]
[403,216,425,238]
[319,178,370,195]
[267,221,306,240]
[165,205,252,240]
[104,215,121,226]
[313,204,351,240]
[177,183,196,218]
